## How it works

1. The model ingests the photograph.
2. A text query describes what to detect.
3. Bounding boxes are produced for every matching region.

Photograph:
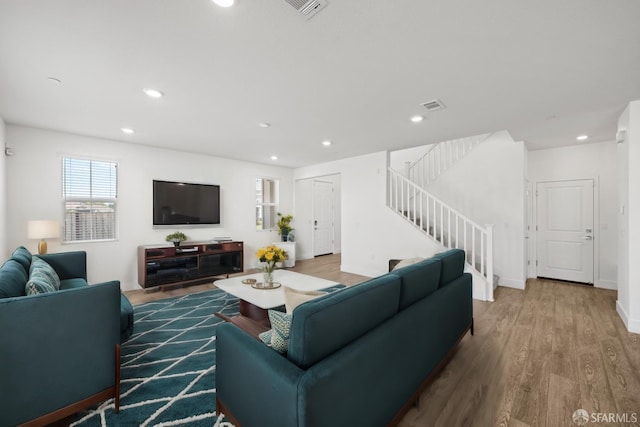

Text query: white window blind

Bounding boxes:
[256,178,279,231]
[62,157,118,242]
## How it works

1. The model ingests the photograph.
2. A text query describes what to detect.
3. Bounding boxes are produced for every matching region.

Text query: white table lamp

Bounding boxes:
[28,220,60,254]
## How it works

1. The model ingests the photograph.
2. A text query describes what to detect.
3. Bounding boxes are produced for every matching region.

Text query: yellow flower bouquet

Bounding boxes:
[256,245,288,285]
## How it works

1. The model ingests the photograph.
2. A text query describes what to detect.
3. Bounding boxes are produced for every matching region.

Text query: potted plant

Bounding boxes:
[277,213,293,242]
[165,231,187,247]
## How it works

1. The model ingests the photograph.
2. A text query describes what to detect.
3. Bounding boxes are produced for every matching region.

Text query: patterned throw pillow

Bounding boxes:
[259,329,273,346]
[25,274,56,295]
[29,256,61,291]
[268,310,292,354]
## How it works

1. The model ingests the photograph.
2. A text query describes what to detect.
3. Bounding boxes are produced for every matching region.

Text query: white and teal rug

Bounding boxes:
[72,288,239,427]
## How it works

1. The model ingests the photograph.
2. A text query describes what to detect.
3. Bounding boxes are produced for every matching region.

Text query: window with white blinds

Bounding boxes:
[62,157,118,242]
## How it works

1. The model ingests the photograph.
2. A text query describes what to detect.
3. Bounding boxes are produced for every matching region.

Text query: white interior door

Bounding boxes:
[313,180,334,256]
[537,179,594,283]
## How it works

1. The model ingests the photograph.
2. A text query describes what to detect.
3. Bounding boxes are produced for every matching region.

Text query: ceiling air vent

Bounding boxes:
[284,0,328,20]
[420,99,446,112]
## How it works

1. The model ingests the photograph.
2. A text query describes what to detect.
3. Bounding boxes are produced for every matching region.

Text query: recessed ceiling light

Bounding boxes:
[47,77,62,84]
[259,123,270,128]
[143,88,164,98]
[322,140,332,147]
[576,135,589,141]
[410,115,424,123]
[270,155,278,161]
[121,127,135,135]
[212,0,234,6]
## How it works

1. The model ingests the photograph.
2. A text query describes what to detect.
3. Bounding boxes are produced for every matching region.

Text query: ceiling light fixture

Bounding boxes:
[259,123,270,128]
[576,135,589,141]
[410,115,424,123]
[322,140,332,146]
[143,88,164,98]
[270,155,278,161]
[212,0,234,7]
[121,127,135,135]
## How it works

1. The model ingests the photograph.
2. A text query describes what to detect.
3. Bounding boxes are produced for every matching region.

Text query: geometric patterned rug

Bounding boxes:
[71,288,239,427]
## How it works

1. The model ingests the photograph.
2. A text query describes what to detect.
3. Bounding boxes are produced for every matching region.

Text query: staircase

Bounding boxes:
[406,133,491,188]
[387,134,495,301]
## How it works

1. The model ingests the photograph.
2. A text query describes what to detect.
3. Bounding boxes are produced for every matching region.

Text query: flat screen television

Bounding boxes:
[153,180,220,225]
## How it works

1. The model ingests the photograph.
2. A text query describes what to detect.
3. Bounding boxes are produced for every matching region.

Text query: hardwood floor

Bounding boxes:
[400,278,640,427]
[124,257,640,427]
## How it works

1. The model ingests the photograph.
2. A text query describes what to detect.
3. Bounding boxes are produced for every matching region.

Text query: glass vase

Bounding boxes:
[262,262,275,286]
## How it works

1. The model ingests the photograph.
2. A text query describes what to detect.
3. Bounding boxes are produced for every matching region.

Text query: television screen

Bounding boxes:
[153,180,220,225]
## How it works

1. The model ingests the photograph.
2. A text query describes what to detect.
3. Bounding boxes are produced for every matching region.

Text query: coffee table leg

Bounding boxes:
[239,300,270,327]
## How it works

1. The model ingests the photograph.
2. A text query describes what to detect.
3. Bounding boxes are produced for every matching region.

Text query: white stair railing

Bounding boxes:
[406,133,491,188]
[388,167,494,298]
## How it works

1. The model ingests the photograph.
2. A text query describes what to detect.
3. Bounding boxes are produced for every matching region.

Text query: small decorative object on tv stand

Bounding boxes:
[138,241,244,289]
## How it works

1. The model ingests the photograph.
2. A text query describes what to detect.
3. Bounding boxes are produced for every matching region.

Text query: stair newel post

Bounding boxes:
[485,224,494,301]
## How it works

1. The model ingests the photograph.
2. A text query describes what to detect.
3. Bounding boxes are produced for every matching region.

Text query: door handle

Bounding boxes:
[581,236,593,240]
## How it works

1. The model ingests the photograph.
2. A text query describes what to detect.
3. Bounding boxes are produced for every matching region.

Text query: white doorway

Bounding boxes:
[313,180,334,256]
[536,179,594,284]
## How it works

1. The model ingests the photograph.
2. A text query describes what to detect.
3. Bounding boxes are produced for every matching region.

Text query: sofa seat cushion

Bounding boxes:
[29,256,61,291]
[59,278,89,290]
[390,257,442,310]
[0,259,28,298]
[288,274,401,369]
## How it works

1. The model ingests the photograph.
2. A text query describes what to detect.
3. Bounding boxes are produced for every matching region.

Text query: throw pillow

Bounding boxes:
[259,329,273,347]
[25,275,56,295]
[29,256,61,291]
[392,257,425,271]
[283,286,327,314]
[268,310,292,354]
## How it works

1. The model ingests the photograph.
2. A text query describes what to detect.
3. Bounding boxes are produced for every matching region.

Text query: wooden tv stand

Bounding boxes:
[137,241,243,289]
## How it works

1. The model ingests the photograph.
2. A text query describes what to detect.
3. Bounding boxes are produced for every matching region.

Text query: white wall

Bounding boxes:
[424,131,527,289]
[528,141,618,289]
[5,125,294,290]
[295,152,444,278]
[294,174,342,260]
[617,100,640,333]
[0,117,6,258]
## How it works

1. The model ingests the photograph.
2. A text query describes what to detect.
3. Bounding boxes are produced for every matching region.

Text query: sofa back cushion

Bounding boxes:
[390,257,442,310]
[433,249,466,288]
[288,274,401,369]
[0,259,28,298]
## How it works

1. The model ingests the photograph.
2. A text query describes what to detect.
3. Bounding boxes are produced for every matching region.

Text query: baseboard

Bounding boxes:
[596,279,617,290]
[616,301,640,333]
[498,278,526,290]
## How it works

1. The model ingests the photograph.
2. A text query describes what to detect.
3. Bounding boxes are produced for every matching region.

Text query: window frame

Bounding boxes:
[61,156,119,244]
[255,177,279,232]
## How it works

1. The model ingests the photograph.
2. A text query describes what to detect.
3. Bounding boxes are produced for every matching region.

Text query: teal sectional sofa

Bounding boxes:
[0,247,131,426]
[216,249,473,427]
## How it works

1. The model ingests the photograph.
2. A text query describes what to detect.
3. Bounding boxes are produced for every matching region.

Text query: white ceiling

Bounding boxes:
[1,0,639,168]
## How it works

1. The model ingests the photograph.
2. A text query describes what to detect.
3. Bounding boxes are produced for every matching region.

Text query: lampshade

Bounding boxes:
[27,220,60,239]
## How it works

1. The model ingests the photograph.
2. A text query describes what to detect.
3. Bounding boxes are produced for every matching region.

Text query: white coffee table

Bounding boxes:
[215,269,339,325]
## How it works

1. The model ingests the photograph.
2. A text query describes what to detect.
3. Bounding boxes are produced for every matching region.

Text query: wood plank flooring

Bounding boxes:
[125,256,640,427]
